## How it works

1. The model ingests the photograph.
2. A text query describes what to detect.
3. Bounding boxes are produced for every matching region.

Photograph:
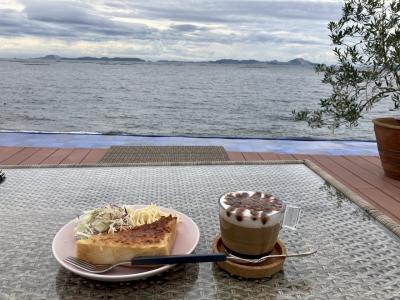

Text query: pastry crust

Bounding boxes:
[76,215,177,264]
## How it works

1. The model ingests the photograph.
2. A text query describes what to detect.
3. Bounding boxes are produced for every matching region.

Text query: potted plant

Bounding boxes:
[293,0,400,179]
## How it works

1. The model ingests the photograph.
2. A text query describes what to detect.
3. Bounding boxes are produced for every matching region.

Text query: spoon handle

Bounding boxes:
[266,249,318,259]
[131,253,227,265]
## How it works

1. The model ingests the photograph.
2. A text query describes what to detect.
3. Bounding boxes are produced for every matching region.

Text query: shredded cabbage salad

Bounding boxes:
[74,204,170,239]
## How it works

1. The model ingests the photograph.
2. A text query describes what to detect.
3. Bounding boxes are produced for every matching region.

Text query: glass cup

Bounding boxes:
[219,191,301,256]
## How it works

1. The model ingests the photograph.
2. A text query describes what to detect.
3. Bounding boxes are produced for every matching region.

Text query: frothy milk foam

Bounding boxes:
[219,191,284,228]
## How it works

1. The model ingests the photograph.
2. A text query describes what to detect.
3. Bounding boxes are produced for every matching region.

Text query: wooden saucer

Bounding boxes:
[212,235,287,279]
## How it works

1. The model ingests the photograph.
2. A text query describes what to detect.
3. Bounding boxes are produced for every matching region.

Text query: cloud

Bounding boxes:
[170,24,207,32]
[0,8,70,38]
[0,9,26,27]
[112,0,342,23]
[0,0,343,62]
[23,0,101,25]
[0,1,158,40]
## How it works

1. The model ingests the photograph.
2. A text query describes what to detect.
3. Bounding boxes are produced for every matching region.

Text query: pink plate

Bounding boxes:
[52,205,200,282]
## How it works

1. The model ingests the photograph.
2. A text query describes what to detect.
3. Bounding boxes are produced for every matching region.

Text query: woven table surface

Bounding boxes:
[0,162,399,299]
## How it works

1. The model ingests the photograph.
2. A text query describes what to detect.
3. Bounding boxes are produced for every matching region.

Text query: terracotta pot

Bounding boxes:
[373,117,400,180]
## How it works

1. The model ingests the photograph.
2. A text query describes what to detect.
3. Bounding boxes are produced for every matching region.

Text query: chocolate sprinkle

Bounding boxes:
[223,191,282,223]
[261,212,268,224]
[226,206,235,217]
[235,208,245,221]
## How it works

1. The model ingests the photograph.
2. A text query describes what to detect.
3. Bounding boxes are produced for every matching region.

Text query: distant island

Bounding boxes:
[36,55,146,62]
[208,58,315,65]
[21,55,316,65]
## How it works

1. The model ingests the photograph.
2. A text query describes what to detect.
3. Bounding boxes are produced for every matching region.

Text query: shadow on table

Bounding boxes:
[212,264,313,299]
[55,263,200,299]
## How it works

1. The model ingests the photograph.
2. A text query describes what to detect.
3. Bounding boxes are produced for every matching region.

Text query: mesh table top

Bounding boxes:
[0,162,399,299]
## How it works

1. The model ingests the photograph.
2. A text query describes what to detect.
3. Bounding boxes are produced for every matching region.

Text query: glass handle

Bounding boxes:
[283,205,301,230]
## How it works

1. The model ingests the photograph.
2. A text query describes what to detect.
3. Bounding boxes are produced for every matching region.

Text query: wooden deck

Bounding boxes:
[1,146,399,223]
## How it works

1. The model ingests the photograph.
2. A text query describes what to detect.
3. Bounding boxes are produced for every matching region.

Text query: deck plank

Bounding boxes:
[311,155,372,190]
[20,148,58,165]
[242,152,262,161]
[332,156,400,202]
[41,148,75,165]
[0,147,42,165]
[61,148,91,164]
[306,158,400,222]
[80,149,108,164]
[277,154,296,160]
[227,151,245,161]
[312,156,400,222]
[259,152,280,160]
[344,156,400,189]
[346,156,383,176]
[363,156,382,167]
[356,190,400,223]
[0,147,24,163]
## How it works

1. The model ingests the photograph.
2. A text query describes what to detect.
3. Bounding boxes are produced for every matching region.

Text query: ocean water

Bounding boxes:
[0,60,396,140]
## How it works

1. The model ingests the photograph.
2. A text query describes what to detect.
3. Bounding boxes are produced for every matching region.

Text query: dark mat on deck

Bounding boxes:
[98,146,229,163]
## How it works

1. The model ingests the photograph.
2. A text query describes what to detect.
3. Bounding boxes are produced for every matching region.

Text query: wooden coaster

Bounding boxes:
[212,235,287,279]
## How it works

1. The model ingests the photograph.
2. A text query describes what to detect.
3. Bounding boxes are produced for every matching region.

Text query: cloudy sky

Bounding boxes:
[0,0,343,62]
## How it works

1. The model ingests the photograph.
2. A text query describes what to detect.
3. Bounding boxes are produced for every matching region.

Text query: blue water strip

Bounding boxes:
[0,132,378,156]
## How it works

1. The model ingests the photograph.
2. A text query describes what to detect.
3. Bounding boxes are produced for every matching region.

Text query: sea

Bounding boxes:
[0,60,396,140]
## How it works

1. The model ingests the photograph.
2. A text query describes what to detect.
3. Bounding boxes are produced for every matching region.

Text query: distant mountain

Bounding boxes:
[208,58,315,65]
[32,55,315,65]
[41,55,62,60]
[287,58,314,65]
[36,55,145,62]
[211,59,260,64]
[156,60,187,63]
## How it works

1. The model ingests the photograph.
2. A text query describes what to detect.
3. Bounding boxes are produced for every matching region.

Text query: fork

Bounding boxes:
[224,248,318,264]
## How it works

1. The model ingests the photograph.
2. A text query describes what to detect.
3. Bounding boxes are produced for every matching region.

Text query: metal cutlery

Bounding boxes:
[64,249,317,274]
[224,248,317,264]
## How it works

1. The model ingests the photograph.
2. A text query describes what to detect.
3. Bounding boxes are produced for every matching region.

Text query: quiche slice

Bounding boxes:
[76,215,177,264]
